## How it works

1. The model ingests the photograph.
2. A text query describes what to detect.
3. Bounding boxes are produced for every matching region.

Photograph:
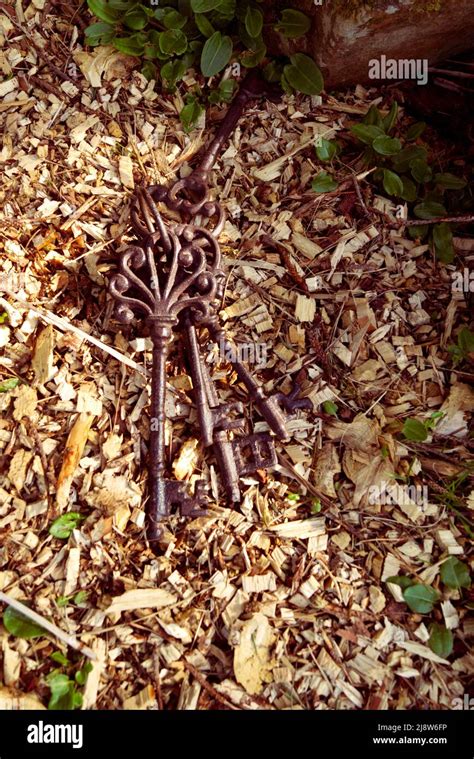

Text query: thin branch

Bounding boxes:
[3,291,148,377]
[182,659,241,711]
[0,591,97,661]
[397,214,474,228]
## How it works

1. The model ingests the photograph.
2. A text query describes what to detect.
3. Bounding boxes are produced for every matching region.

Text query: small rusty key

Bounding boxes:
[183,314,278,503]
[109,224,219,542]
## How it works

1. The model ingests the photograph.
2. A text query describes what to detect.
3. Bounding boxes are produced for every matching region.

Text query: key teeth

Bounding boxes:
[179,481,209,517]
[233,433,277,476]
[275,383,313,413]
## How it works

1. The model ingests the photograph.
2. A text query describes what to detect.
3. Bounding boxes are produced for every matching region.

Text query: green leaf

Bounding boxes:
[51,651,70,667]
[49,512,85,539]
[241,42,266,68]
[264,61,283,84]
[400,176,418,202]
[84,21,115,46]
[245,6,263,38]
[316,138,337,162]
[373,135,402,156]
[275,9,311,38]
[74,590,89,605]
[382,102,398,133]
[350,124,384,145]
[56,595,71,608]
[141,61,157,80]
[402,418,428,442]
[112,34,147,56]
[194,12,215,37]
[408,224,429,240]
[208,77,236,103]
[200,31,232,77]
[403,584,439,614]
[310,498,322,514]
[311,172,338,193]
[123,6,148,30]
[392,145,428,172]
[458,327,474,355]
[283,54,324,96]
[322,400,338,416]
[414,201,447,220]
[159,29,188,56]
[440,557,471,589]
[161,58,187,86]
[214,0,235,18]
[3,605,46,639]
[87,0,121,24]
[109,0,131,9]
[180,97,204,132]
[434,173,467,190]
[433,222,454,264]
[386,575,415,590]
[410,159,432,183]
[75,662,93,686]
[406,121,426,141]
[0,377,19,392]
[383,169,404,197]
[428,623,453,658]
[363,105,384,128]
[47,674,76,711]
[191,0,222,10]
[163,9,187,29]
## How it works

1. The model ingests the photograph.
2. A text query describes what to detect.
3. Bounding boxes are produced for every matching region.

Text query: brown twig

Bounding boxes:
[152,648,164,710]
[182,659,241,711]
[396,214,474,228]
[25,420,55,519]
[352,173,372,219]
[261,234,309,293]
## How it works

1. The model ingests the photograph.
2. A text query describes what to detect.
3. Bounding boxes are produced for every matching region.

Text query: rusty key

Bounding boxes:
[109,72,278,544]
[183,314,278,503]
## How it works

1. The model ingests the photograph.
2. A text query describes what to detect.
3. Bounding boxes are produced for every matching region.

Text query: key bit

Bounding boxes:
[183,314,243,503]
[232,433,277,476]
[194,311,308,442]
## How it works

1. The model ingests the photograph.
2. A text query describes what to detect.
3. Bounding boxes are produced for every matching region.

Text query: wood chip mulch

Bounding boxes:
[0,4,472,711]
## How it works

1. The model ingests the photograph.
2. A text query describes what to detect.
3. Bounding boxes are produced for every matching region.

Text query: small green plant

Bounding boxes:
[310,497,322,514]
[447,327,474,367]
[49,512,86,539]
[313,104,468,263]
[432,467,474,539]
[440,556,471,589]
[386,557,471,658]
[0,377,19,392]
[312,172,338,193]
[401,411,444,442]
[56,591,89,608]
[322,400,338,416]
[2,605,45,639]
[84,1,323,130]
[46,656,93,710]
